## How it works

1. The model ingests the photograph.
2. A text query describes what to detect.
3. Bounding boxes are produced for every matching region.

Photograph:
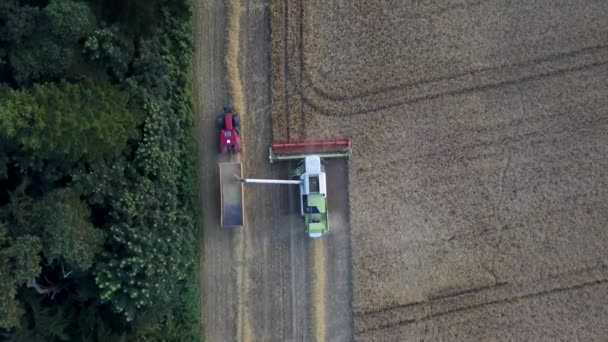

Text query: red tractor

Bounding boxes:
[217,103,241,154]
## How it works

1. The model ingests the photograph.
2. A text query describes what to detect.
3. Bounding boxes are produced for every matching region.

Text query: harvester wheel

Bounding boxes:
[233,114,240,128]
[216,115,225,129]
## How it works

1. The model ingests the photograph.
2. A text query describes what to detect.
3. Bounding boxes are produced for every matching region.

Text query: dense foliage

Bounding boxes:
[0,81,141,162]
[0,0,200,340]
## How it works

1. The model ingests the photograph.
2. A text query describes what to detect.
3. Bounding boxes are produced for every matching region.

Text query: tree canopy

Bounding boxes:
[2,0,97,85]
[0,81,142,162]
[84,25,134,81]
[42,0,96,43]
[0,224,42,329]
[0,0,199,339]
[35,189,105,272]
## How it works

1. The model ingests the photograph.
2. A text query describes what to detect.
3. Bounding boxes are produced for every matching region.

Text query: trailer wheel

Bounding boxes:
[217,115,225,129]
[233,114,240,128]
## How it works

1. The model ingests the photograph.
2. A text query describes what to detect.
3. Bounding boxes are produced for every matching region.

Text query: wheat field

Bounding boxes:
[271,0,608,340]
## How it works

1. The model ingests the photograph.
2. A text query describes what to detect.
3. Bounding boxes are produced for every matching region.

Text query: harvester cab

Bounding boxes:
[217,103,241,154]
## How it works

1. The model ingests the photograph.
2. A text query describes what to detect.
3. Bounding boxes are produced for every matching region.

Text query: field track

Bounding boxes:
[195,0,354,340]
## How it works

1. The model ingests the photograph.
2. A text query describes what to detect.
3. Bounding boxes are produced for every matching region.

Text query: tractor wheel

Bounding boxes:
[233,114,240,128]
[216,115,225,129]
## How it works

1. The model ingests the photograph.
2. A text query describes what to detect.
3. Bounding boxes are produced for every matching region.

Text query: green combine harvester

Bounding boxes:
[238,139,350,238]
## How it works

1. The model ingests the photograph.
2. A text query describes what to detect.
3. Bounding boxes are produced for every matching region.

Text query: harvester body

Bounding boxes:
[240,155,330,238]
[292,156,328,238]
[270,139,349,237]
[225,131,349,237]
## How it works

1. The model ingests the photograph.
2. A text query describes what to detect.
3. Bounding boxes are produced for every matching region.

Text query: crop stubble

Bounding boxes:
[272,0,608,340]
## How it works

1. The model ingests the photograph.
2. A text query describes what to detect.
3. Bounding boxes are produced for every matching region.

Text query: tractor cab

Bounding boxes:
[217,104,241,154]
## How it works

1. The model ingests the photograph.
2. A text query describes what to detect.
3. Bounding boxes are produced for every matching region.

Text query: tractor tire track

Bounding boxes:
[274,0,608,340]
[357,278,608,336]
[282,0,290,141]
[306,44,608,101]
[194,0,239,340]
[298,0,305,139]
[225,1,253,340]
[282,0,608,117]
[355,263,608,335]
[302,59,608,117]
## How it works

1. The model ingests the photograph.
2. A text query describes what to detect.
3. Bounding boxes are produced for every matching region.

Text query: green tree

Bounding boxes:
[13,291,72,342]
[42,0,96,43]
[0,81,142,163]
[34,189,105,272]
[0,1,39,45]
[84,25,134,81]
[5,0,96,85]
[127,38,169,99]
[76,155,194,322]
[0,188,103,329]
[0,223,42,329]
[8,39,73,85]
[74,87,195,322]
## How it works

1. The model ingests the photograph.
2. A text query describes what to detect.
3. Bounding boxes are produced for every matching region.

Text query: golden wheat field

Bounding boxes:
[272,0,608,340]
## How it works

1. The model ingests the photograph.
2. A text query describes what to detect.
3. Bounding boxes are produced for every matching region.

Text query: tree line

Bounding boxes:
[0,0,200,340]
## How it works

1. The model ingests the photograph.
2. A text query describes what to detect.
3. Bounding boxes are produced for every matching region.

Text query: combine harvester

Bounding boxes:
[218,104,350,238]
[240,140,350,238]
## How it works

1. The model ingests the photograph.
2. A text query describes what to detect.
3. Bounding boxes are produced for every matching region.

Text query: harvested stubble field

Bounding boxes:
[272,0,608,340]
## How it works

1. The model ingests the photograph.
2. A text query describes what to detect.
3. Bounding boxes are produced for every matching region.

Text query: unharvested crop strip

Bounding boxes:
[226,0,245,116]
[310,240,327,342]
[226,0,252,340]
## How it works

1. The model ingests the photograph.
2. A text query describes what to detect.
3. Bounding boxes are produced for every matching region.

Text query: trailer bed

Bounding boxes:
[219,162,244,227]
